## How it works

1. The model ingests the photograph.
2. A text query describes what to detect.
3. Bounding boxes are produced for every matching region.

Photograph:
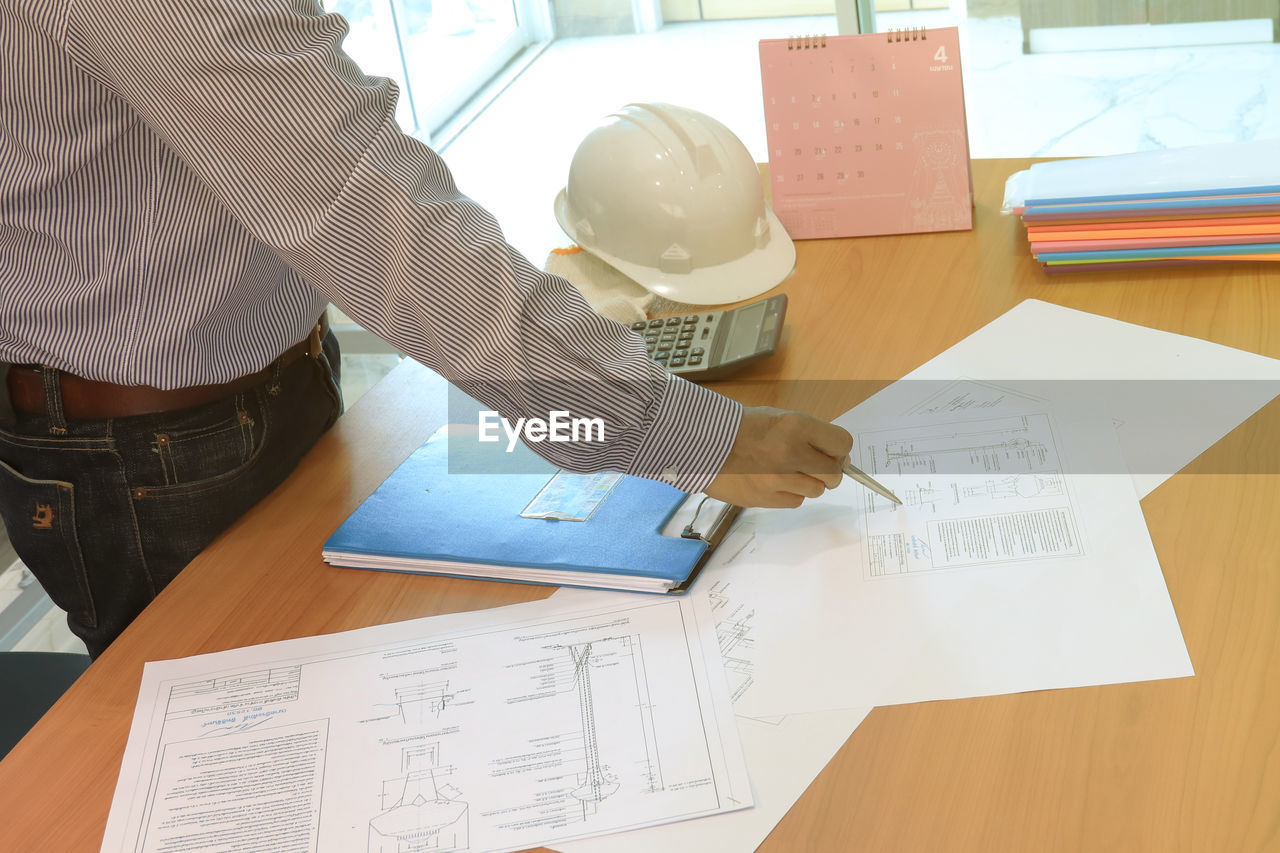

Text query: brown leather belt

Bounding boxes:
[4,315,328,420]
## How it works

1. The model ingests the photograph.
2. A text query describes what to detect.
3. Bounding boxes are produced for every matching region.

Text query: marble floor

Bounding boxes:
[5,9,1278,654]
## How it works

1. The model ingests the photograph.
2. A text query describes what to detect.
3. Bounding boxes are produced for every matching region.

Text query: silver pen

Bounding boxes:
[842,460,903,506]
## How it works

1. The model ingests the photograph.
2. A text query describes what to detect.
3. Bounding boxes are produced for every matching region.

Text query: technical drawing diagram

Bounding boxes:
[866,414,1056,477]
[166,665,301,725]
[386,681,456,726]
[369,743,467,853]
[897,472,1064,515]
[902,484,947,511]
[565,643,622,814]
[477,608,738,837]
[882,432,1047,473]
[857,414,1083,578]
[903,378,1047,417]
[708,580,756,705]
[525,634,665,822]
[962,472,1064,501]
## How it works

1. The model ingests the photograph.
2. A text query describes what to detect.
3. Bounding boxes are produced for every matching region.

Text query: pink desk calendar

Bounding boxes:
[759,28,974,240]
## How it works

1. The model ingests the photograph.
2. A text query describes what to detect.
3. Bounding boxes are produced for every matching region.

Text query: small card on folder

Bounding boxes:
[759,28,973,239]
[323,427,740,594]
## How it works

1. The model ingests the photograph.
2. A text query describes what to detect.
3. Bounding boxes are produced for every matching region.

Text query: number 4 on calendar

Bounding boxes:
[934,45,947,62]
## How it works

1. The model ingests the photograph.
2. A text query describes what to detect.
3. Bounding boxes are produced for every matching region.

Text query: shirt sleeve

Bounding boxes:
[58,0,741,493]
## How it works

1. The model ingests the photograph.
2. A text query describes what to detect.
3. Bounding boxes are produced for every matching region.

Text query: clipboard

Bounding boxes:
[323,427,743,595]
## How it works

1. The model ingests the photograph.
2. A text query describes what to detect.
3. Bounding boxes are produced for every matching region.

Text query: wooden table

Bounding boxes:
[2,159,1278,852]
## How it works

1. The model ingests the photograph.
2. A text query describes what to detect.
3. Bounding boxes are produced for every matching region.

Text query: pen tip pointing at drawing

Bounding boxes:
[841,460,903,506]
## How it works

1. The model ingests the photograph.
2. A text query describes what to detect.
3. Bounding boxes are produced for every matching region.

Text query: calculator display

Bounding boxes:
[723,302,767,363]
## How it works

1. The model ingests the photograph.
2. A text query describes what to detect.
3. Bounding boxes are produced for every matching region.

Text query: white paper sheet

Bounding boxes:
[100,595,751,853]
[724,391,1193,718]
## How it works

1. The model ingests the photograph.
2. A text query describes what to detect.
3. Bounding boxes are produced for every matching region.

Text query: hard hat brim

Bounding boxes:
[554,189,797,306]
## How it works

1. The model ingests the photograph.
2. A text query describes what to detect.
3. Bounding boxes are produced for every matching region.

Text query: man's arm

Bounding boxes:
[57,0,849,503]
[58,0,741,491]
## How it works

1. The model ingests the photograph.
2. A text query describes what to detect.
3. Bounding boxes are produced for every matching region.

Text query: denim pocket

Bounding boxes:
[0,458,97,629]
[146,391,269,492]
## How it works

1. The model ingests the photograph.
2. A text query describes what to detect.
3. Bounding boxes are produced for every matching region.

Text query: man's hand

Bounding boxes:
[705,406,853,508]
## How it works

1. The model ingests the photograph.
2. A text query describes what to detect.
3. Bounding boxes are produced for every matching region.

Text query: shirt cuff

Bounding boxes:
[629,374,742,494]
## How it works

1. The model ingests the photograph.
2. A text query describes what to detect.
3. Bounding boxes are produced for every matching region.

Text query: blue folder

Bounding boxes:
[322,429,737,594]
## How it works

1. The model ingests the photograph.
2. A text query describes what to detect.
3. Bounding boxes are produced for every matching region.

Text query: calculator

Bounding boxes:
[629,294,787,381]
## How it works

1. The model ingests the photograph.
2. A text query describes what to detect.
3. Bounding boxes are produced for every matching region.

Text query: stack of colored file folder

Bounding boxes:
[1003,141,1280,273]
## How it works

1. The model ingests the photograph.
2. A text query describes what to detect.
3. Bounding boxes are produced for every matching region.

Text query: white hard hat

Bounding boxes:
[554,103,795,305]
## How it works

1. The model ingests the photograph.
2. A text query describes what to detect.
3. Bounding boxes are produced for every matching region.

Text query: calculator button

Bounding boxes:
[648,319,664,329]
[670,357,687,367]
[645,342,655,352]
[656,342,673,352]
[654,352,670,362]
[689,356,703,365]
[644,336,659,345]
[674,348,689,358]
[631,321,647,330]
[678,333,693,343]
[691,347,705,356]
[660,335,676,344]
[682,315,698,325]
[665,317,681,326]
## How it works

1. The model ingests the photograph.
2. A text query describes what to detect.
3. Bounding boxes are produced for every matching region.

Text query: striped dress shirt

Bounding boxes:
[0,0,741,492]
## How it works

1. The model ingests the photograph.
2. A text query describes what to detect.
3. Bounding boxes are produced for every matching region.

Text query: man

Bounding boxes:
[1,0,851,657]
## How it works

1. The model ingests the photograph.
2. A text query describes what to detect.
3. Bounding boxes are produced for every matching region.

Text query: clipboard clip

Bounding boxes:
[669,496,743,594]
[657,493,744,594]
[680,495,737,543]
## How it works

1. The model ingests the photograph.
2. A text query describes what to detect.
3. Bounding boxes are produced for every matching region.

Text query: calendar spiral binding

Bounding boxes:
[887,27,928,42]
[786,34,827,50]
[786,29,928,49]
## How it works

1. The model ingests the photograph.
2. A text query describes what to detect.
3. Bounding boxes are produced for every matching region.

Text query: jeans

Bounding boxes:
[0,331,343,658]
